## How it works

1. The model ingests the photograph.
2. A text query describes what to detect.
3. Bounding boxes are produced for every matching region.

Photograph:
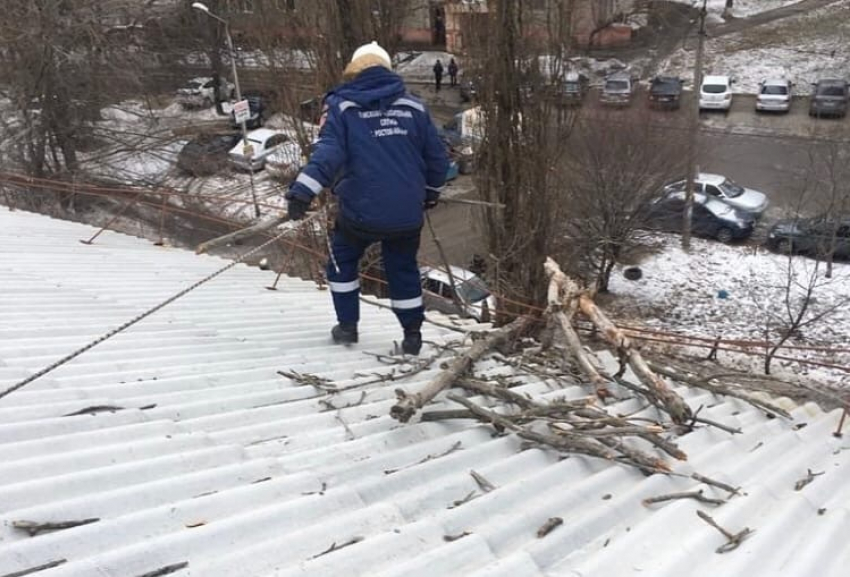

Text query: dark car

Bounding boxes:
[231,92,266,130]
[648,76,683,110]
[767,216,850,258]
[647,191,755,243]
[556,71,590,106]
[460,77,479,103]
[809,79,848,118]
[177,133,241,177]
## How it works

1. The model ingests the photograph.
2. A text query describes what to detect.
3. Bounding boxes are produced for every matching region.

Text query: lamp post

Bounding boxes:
[192,1,260,218]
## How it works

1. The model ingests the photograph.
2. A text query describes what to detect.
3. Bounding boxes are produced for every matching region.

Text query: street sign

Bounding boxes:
[233,99,251,124]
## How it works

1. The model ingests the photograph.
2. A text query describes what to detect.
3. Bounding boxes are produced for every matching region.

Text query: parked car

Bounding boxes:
[557,71,590,106]
[600,71,638,107]
[647,191,755,243]
[176,77,235,109]
[699,74,733,112]
[663,173,769,219]
[767,216,850,258]
[648,76,683,110]
[809,78,849,118]
[231,92,266,130]
[421,265,496,323]
[460,76,480,103]
[176,133,241,177]
[756,78,792,113]
[228,128,291,172]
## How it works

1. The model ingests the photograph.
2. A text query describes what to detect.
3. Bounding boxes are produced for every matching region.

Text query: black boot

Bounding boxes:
[401,320,423,356]
[402,331,422,355]
[331,323,358,345]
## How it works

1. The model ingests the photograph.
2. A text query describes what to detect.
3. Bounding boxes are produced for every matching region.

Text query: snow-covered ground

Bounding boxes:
[669,0,805,19]
[660,0,850,93]
[609,234,850,385]
[76,99,319,220]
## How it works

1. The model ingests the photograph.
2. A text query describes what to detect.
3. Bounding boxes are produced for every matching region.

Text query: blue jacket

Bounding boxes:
[288,67,449,236]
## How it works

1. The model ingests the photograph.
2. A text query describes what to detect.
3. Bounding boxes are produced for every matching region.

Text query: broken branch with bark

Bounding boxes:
[390,318,528,422]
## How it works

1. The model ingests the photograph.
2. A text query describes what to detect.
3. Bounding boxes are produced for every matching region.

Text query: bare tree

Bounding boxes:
[559,112,688,292]
[472,0,580,317]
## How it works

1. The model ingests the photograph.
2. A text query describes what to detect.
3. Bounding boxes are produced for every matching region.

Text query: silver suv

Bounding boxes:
[600,72,638,107]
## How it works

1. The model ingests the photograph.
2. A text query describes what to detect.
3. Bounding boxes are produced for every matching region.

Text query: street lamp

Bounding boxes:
[192,1,261,218]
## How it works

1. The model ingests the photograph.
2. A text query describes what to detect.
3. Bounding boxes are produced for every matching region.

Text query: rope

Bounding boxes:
[0,224,298,402]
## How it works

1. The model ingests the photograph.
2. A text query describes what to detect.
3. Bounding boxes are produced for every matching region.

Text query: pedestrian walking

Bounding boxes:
[448,58,458,87]
[433,59,444,92]
[286,41,449,356]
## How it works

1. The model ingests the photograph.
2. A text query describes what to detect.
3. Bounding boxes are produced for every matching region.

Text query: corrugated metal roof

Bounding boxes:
[0,208,848,577]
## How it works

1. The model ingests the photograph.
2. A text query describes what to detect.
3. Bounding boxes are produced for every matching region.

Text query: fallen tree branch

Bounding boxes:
[645,359,793,419]
[544,258,612,398]
[390,318,528,423]
[446,392,670,474]
[577,293,693,424]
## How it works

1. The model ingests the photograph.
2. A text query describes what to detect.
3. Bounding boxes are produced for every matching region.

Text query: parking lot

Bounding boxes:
[417,83,849,265]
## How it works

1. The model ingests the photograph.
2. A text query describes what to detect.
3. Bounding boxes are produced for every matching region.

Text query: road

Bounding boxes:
[418,85,849,265]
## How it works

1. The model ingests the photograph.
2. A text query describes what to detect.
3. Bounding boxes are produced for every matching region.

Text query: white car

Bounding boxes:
[421,265,496,323]
[265,140,305,181]
[228,128,291,172]
[176,77,235,108]
[663,172,769,218]
[756,78,792,113]
[699,74,733,111]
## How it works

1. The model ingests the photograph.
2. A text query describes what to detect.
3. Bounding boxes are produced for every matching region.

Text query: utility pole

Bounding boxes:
[682,0,707,251]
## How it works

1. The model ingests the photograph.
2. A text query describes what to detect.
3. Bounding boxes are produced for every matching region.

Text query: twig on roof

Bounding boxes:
[1,558,66,577]
[310,537,364,560]
[335,413,356,440]
[470,469,497,493]
[642,489,726,507]
[691,473,741,497]
[12,518,99,537]
[696,510,754,554]
[125,559,184,575]
[443,531,472,542]
[794,468,825,491]
[383,440,463,475]
[448,490,478,509]
[536,517,563,538]
[277,369,336,391]
[62,405,124,416]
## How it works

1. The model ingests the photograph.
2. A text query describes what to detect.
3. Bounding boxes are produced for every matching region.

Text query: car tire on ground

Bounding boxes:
[776,239,793,254]
[716,228,734,243]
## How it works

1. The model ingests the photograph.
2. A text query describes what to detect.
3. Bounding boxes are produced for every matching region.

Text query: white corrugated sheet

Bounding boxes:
[0,208,848,577]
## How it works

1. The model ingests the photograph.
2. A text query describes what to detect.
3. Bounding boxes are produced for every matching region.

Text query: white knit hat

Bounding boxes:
[350,41,392,70]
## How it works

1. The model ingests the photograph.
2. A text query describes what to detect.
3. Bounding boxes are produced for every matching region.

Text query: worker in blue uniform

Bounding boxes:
[286,41,449,355]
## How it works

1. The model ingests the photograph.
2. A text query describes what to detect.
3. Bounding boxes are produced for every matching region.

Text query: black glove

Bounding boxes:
[287,196,311,220]
[424,188,440,210]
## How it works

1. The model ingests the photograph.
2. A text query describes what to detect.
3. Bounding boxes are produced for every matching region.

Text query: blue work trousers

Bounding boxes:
[327,229,424,330]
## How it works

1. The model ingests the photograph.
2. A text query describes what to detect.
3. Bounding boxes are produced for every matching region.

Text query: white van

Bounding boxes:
[699,75,733,111]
